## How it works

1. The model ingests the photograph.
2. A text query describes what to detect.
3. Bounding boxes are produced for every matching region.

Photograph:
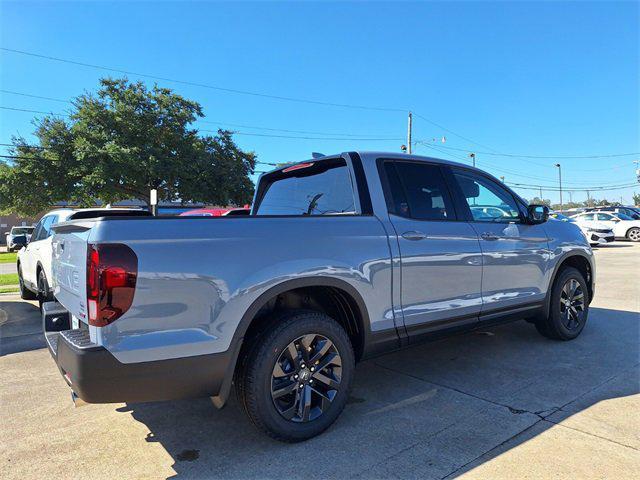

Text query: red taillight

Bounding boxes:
[86,243,137,327]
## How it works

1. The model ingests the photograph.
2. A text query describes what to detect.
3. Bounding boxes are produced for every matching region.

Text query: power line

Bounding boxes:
[0,89,72,104]
[0,106,69,116]
[412,113,499,153]
[2,153,636,192]
[419,143,636,187]
[1,104,399,139]
[1,47,405,113]
[416,140,639,160]
[506,182,638,192]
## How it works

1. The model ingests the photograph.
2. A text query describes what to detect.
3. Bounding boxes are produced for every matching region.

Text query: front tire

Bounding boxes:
[627,227,640,242]
[535,267,589,340]
[237,310,355,442]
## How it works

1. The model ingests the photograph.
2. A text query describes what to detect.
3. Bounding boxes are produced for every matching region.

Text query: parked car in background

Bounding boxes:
[5,225,34,251]
[179,207,251,217]
[588,206,640,220]
[47,152,594,442]
[17,208,152,306]
[571,211,640,242]
[549,212,614,246]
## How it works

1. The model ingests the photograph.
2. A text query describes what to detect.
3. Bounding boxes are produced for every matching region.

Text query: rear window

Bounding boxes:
[255,159,356,215]
[11,227,33,235]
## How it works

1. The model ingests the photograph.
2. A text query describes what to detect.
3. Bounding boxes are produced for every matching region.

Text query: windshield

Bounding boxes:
[256,160,356,215]
[11,227,34,234]
[551,213,574,222]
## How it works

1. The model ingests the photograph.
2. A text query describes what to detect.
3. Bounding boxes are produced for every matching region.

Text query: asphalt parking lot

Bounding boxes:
[1,244,638,479]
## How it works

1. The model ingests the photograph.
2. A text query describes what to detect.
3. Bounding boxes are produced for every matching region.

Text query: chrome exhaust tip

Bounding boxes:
[71,391,87,408]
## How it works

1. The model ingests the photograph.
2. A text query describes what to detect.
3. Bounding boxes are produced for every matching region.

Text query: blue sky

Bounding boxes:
[1,1,638,204]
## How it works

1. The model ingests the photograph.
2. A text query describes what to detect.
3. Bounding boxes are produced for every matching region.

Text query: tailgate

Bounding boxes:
[52,221,94,324]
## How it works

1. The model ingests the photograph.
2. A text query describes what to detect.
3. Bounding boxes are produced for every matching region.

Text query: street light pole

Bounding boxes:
[469,152,476,167]
[555,163,563,212]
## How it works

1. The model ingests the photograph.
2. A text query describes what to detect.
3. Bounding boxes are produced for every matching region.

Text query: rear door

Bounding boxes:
[449,167,550,313]
[379,159,483,337]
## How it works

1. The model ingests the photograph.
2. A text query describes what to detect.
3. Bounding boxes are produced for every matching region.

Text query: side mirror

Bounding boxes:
[12,234,28,248]
[527,204,549,224]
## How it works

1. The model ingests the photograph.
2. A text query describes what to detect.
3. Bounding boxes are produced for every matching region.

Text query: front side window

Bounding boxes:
[256,160,356,215]
[452,169,521,223]
[31,217,47,241]
[382,161,455,220]
[40,215,58,239]
[596,213,615,221]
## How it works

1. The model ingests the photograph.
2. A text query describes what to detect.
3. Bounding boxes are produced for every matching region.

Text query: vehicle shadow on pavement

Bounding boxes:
[120,306,640,479]
[0,299,44,356]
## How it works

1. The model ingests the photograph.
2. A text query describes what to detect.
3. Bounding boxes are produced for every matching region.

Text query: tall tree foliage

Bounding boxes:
[0,78,256,216]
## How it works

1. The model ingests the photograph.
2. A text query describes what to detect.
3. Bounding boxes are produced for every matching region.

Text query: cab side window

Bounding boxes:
[382,161,455,221]
[451,169,521,223]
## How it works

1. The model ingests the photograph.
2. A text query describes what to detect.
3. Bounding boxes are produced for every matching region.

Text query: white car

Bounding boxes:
[571,212,640,243]
[550,212,614,246]
[17,208,151,305]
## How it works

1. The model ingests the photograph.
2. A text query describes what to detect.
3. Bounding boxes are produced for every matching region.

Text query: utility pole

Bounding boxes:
[568,191,573,204]
[406,111,412,154]
[469,152,476,167]
[586,190,591,207]
[539,186,543,200]
[555,163,563,212]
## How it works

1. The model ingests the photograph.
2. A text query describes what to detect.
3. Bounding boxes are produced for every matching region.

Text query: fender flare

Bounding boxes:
[211,276,370,408]
[542,251,595,318]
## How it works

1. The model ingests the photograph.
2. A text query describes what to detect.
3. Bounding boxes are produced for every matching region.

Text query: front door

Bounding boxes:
[379,159,483,337]
[449,168,550,313]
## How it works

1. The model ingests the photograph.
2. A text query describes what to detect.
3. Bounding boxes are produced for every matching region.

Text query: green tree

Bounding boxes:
[0,78,256,216]
[528,196,551,206]
[633,192,640,206]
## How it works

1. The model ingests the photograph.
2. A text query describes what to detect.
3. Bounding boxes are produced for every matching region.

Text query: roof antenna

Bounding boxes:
[311,152,325,159]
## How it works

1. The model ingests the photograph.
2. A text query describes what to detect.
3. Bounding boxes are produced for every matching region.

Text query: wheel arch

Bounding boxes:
[211,277,370,408]
[544,252,594,318]
[236,277,369,362]
[625,226,640,238]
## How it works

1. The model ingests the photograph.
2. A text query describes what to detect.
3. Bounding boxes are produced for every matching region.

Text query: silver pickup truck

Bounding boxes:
[46,151,594,442]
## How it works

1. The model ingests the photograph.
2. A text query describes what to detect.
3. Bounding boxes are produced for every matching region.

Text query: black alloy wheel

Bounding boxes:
[237,310,355,442]
[559,278,586,331]
[270,334,342,423]
[535,266,589,341]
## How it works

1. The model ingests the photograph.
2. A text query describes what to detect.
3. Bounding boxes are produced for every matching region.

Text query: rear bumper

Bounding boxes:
[44,305,235,404]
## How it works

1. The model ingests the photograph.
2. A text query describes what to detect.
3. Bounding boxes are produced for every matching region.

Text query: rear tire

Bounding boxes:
[627,227,640,242]
[37,270,52,311]
[535,267,589,340]
[236,310,355,442]
[18,264,37,300]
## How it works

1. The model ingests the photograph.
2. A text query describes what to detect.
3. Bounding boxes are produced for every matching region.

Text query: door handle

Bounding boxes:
[480,232,499,241]
[402,231,427,241]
